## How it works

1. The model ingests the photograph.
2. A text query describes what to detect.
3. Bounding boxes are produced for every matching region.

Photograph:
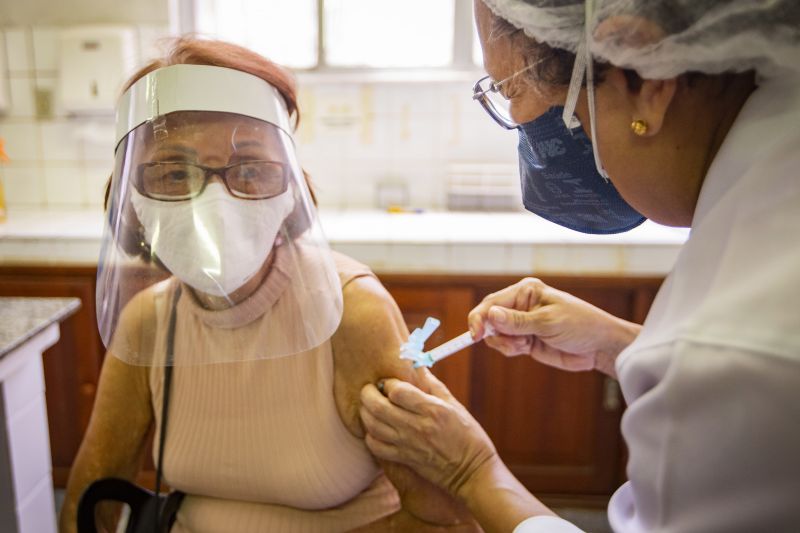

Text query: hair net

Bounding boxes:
[481,0,800,79]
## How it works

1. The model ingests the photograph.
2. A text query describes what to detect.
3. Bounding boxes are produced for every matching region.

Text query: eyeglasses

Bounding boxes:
[472,62,539,130]
[135,160,289,201]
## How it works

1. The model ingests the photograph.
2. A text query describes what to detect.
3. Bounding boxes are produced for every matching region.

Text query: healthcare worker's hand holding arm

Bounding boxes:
[469,278,640,378]
[361,370,558,533]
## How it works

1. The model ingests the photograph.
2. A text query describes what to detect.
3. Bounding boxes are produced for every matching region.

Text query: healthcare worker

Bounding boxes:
[360,1,800,531]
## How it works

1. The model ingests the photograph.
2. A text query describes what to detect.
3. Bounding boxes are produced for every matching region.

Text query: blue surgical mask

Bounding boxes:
[517,106,645,234]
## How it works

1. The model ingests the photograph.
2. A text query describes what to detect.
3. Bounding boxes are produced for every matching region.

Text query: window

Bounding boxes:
[189,0,478,70]
[472,22,484,67]
[193,0,319,68]
[323,0,454,68]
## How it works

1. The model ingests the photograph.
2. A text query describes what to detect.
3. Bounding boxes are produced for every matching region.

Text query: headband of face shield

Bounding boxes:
[97,64,343,366]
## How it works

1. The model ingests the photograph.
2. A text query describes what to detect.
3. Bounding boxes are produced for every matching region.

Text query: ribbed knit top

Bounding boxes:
[146,249,400,532]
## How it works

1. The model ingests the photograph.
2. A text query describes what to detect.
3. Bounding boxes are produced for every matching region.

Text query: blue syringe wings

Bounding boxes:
[399,316,440,368]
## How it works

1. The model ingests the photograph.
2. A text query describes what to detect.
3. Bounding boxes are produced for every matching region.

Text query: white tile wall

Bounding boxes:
[0,26,158,210]
[330,242,389,267]
[532,245,625,275]
[448,243,508,274]
[507,244,536,274]
[623,244,681,275]
[39,120,79,161]
[43,165,85,206]
[8,78,36,117]
[3,165,44,206]
[5,29,33,73]
[0,122,40,160]
[1,26,519,211]
[31,27,58,72]
[387,243,449,271]
[84,164,112,208]
[75,118,115,163]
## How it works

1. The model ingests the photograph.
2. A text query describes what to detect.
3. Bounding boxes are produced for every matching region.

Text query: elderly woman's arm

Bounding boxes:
[58,354,153,533]
[361,372,558,533]
[332,275,481,531]
[58,293,155,533]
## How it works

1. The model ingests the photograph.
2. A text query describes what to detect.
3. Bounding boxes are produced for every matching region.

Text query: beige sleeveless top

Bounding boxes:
[147,250,400,532]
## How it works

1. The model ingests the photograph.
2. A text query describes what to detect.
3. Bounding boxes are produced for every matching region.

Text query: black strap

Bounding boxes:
[77,478,151,532]
[154,285,181,530]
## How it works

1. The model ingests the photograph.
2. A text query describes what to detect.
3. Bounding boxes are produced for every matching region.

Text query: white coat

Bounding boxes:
[517,72,800,532]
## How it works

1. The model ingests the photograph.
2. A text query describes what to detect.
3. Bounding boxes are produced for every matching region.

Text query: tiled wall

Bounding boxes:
[294,80,520,210]
[0,26,520,212]
[0,26,168,210]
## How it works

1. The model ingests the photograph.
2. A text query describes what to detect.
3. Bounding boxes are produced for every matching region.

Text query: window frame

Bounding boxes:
[173,0,481,73]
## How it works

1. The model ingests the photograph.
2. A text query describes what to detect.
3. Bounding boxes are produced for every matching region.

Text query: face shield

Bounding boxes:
[98,64,342,366]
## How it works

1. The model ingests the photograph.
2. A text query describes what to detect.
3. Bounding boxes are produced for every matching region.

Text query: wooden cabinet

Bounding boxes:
[383,274,663,508]
[0,266,163,489]
[386,284,475,405]
[0,265,661,505]
[0,266,104,488]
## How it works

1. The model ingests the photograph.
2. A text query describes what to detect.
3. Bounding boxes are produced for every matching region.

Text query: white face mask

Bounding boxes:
[131,182,295,296]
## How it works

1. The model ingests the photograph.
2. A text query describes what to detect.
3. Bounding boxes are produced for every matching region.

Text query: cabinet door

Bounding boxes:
[383,283,475,406]
[0,267,104,487]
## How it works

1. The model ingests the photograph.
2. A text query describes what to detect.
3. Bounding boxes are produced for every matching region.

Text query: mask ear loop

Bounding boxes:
[584,0,609,181]
[562,0,610,182]
[562,41,586,131]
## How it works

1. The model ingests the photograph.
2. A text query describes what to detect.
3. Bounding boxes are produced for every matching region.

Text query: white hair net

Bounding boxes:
[482,0,800,79]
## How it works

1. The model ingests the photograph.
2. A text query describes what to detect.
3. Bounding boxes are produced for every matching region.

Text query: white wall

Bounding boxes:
[0,26,521,211]
[294,78,520,210]
[0,0,169,26]
[0,25,169,209]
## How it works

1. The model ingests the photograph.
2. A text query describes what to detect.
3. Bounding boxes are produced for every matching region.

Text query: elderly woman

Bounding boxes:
[361,1,800,532]
[59,38,478,533]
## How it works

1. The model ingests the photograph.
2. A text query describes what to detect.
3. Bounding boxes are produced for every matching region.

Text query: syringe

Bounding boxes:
[399,316,494,368]
[403,324,495,368]
[422,331,478,366]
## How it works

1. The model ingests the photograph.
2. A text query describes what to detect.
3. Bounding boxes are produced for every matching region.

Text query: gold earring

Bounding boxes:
[630,119,648,136]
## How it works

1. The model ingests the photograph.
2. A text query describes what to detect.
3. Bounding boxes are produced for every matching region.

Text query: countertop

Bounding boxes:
[0,297,81,358]
[0,208,690,275]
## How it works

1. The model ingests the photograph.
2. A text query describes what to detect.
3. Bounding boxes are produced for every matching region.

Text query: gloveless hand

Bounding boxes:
[360,369,498,500]
[469,277,640,377]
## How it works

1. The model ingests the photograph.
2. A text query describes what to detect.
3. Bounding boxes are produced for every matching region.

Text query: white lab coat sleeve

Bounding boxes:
[611,340,800,532]
[513,516,585,532]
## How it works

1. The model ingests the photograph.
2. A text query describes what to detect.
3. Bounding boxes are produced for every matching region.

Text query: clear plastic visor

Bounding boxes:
[97,111,342,366]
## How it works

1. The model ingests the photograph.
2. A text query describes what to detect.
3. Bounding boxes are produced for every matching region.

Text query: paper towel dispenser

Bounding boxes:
[57,26,137,116]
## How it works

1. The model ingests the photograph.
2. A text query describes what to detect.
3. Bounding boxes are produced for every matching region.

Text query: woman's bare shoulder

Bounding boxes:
[332,274,418,435]
[335,275,408,367]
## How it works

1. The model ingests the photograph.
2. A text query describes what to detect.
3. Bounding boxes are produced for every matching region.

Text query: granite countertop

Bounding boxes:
[0,208,690,275]
[0,297,81,358]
